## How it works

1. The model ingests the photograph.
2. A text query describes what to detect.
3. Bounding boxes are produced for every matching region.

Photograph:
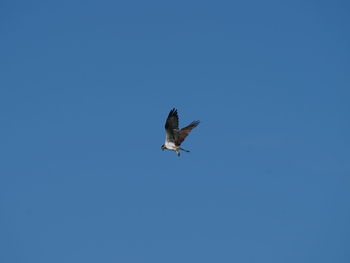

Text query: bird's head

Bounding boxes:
[160,144,166,151]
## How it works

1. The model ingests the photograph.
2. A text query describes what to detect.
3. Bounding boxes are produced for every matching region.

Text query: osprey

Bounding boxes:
[161,108,200,156]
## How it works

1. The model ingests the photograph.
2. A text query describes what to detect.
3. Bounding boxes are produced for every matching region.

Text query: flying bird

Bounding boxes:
[161,108,200,156]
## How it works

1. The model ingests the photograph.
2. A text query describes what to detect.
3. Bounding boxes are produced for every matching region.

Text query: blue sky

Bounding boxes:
[1,0,349,262]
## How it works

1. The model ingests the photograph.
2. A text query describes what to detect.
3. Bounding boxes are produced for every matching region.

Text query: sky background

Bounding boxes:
[1,0,350,262]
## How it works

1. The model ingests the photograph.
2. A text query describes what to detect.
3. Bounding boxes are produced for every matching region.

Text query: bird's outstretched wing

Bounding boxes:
[165,108,179,143]
[175,120,200,145]
[165,108,179,130]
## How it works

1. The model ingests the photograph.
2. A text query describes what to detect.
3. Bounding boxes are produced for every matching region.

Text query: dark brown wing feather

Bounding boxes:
[165,108,179,143]
[165,108,179,130]
[175,120,200,145]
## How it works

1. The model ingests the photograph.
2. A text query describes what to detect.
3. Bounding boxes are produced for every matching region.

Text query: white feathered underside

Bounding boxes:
[165,129,178,150]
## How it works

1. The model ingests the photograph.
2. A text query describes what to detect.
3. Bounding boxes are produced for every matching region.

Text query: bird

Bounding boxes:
[161,108,200,156]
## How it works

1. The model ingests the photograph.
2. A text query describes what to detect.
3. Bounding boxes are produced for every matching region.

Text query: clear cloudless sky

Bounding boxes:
[1,0,349,262]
